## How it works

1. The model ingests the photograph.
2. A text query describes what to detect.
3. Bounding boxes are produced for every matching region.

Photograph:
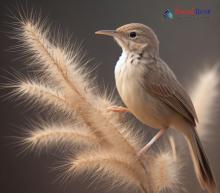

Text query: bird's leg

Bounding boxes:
[107,106,130,113]
[138,129,166,156]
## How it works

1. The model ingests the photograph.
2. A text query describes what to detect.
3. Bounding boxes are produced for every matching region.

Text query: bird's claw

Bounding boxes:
[107,106,129,113]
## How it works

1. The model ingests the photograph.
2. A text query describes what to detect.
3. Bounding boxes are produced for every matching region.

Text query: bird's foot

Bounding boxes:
[107,106,129,113]
[138,145,150,157]
[137,129,166,157]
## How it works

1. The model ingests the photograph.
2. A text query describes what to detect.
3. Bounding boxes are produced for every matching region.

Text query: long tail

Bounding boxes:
[182,126,217,193]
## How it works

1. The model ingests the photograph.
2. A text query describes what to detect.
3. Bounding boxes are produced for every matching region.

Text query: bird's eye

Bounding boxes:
[129,32,137,38]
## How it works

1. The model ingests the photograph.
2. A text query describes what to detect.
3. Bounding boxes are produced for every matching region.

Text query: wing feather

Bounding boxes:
[142,59,198,126]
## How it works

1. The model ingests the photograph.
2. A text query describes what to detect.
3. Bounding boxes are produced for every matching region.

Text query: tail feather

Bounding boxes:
[183,127,217,193]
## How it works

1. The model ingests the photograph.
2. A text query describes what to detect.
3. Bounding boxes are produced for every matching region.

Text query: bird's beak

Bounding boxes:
[95,30,117,37]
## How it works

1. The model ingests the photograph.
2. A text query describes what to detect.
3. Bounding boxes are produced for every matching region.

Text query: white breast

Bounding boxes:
[115,51,127,74]
[114,51,169,129]
[114,51,143,108]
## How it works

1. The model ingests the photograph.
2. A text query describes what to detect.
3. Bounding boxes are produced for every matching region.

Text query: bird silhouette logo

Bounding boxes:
[163,9,174,19]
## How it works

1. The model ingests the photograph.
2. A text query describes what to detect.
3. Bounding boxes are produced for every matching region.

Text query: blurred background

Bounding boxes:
[0,0,219,193]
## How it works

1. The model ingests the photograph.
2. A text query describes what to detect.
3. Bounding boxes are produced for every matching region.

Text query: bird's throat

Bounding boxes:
[115,51,128,74]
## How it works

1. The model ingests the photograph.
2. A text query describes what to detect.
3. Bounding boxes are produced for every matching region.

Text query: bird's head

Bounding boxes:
[96,23,159,55]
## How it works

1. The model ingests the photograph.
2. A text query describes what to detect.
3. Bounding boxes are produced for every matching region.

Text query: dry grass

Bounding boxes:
[190,67,219,141]
[5,10,219,193]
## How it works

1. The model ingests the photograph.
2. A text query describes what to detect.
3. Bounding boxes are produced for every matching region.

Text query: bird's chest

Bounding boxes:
[114,52,146,108]
[114,52,169,128]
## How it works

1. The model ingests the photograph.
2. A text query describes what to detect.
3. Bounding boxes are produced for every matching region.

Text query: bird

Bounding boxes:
[95,23,217,193]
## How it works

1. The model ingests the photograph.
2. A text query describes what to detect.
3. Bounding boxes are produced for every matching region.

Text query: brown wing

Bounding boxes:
[142,59,198,126]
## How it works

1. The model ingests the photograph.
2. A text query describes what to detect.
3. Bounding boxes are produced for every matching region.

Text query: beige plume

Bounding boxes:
[190,67,220,140]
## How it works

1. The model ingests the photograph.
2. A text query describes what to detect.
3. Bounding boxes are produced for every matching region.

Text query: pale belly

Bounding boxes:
[115,56,171,129]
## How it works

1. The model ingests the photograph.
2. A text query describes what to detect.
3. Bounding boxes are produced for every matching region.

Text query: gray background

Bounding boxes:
[0,0,220,193]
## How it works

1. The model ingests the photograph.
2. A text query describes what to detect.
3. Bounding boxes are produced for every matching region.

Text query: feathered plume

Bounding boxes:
[4,9,219,193]
[190,67,220,140]
[23,123,99,152]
